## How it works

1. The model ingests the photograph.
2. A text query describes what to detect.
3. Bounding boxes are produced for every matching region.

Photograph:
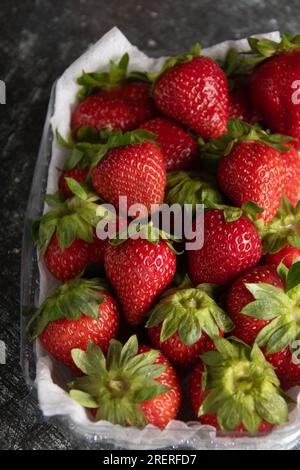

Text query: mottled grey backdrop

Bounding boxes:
[0,0,299,450]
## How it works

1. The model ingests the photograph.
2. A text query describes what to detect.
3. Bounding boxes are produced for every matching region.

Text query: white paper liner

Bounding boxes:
[35,27,300,449]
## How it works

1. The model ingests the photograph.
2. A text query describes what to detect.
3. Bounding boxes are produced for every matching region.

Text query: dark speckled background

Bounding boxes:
[0,0,299,450]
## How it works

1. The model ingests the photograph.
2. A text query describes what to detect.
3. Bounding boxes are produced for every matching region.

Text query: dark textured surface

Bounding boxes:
[1,0,300,450]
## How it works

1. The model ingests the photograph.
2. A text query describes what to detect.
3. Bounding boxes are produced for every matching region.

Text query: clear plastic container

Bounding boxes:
[21,83,300,451]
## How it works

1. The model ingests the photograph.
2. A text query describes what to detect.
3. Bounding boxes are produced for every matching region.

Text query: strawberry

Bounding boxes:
[71,82,158,133]
[104,238,176,325]
[264,245,300,269]
[208,119,291,223]
[29,277,119,370]
[226,261,300,389]
[281,145,300,206]
[189,337,289,433]
[187,204,262,286]
[140,117,198,171]
[92,135,166,213]
[146,283,233,367]
[69,335,181,429]
[262,197,300,267]
[33,179,107,281]
[229,77,260,124]
[71,53,158,132]
[247,34,300,148]
[226,265,284,346]
[58,168,89,199]
[149,44,229,139]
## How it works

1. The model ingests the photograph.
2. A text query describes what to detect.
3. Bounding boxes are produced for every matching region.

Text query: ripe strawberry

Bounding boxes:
[104,238,176,325]
[71,81,157,133]
[229,77,260,124]
[33,179,106,281]
[140,117,198,171]
[189,338,288,433]
[187,206,262,286]
[69,335,181,429]
[281,145,300,206]
[262,197,300,267]
[248,34,300,148]
[146,284,233,367]
[264,245,300,268]
[226,261,300,389]
[151,45,229,139]
[92,140,166,212]
[58,168,89,199]
[226,265,284,345]
[29,277,119,370]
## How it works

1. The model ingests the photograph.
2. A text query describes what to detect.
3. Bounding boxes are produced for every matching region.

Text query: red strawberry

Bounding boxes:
[226,265,284,345]
[140,117,198,171]
[33,179,106,281]
[248,35,300,148]
[30,278,119,370]
[226,261,300,389]
[264,245,300,268]
[262,197,300,268]
[189,338,288,433]
[104,238,176,325]
[281,145,300,206]
[92,140,166,212]
[71,81,157,133]
[146,284,232,367]
[187,208,262,286]
[218,140,285,223]
[229,77,260,124]
[152,46,229,139]
[58,168,89,199]
[69,335,181,429]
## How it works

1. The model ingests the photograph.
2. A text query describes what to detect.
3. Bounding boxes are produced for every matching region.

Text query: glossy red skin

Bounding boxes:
[58,168,89,199]
[250,49,300,149]
[92,141,166,212]
[40,291,120,370]
[281,146,300,205]
[91,345,181,429]
[189,363,273,433]
[148,325,222,368]
[187,210,262,286]
[44,233,106,281]
[139,345,181,429]
[71,81,158,132]
[266,347,300,391]
[229,77,261,124]
[218,141,285,223]
[104,239,176,325]
[153,56,229,139]
[226,265,284,346]
[264,245,300,269]
[140,117,198,171]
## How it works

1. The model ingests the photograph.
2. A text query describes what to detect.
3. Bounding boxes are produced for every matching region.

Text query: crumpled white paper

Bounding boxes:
[36,27,300,449]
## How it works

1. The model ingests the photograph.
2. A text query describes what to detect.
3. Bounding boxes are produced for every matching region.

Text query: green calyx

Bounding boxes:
[132,43,201,84]
[165,171,223,216]
[199,337,289,432]
[32,179,107,255]
[201,118,293,157]
[76,53,130,99]
[146,286,233,345]
[242,261,300,353]
[205,200,265,231]
[56,128,158,172]
[28,277,109,338]
[243,33,300,68]
[262,197,300,254]
[69,335,170,428]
